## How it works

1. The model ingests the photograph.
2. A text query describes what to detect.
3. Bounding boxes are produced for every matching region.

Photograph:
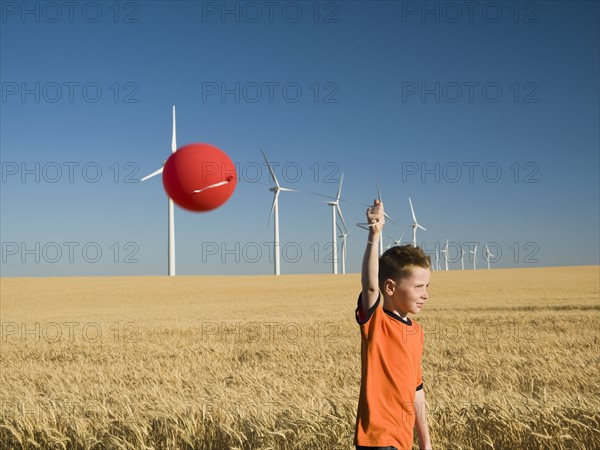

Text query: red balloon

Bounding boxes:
[162,143,237,212]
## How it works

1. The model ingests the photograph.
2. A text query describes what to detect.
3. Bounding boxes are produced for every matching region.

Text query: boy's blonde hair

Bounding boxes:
[378,245,431,288]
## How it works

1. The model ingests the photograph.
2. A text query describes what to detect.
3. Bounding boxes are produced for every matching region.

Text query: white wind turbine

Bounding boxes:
[460,246,465,270]
[441,239,449,271]
[387,232,405,249]
[485,244,495,270]
[409,197,427,247]
[326,174,348,274]
[140,105,177,276]
[470,244,478,270]
[261,149,298,276]
[434,248,440,271]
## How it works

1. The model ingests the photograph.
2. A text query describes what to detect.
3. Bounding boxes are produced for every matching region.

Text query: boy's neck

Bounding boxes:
[382,297,409,320]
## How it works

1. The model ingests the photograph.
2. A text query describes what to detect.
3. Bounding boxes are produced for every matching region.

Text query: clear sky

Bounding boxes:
[1,0,598,276]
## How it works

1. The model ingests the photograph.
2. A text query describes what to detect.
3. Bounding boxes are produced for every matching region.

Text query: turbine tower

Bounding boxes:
[327,174,348,274]
[261,149,297,276]
[485,244,495,270]
[409,197,427,247]
[434,248,440,271]
[442,239,449,271]
[460,246,465,270]
[140,105,177,276]
[470,244,478,270]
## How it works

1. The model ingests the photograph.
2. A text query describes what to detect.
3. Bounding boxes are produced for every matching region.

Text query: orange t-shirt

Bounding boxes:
[354,294,424,449]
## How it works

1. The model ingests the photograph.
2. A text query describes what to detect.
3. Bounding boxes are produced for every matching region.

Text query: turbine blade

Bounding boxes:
[171,105,177,153]
[409,197,417,223]
[337,222,348,237]
[336,204,348,234]
[306,190,336,200]
[377,182,383,203]
[417,224,427,231]
[268,190,279,227]
[140,167,163,181]
[383,212,398,226]
[260,148,280,188]
[336,173,344,202]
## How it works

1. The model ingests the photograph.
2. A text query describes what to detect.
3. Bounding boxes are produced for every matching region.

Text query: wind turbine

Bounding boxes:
[337,222,349,274]
[441,239,449,271]
[409,197,427,247]
[485,244,495,270]
[460,246,465,270]
[434,248,440,271]
[470,244,478,270]
[261,149,298,276]
[387,232,405,248]
[140,105,177,276]
[356,184,398,256]
[326,174,348,274]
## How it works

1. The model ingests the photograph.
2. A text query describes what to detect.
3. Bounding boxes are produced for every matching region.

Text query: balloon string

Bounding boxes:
[190,179,231,195]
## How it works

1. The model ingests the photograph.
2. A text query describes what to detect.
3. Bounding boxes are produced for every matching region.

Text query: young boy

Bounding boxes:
[354,199,432,450]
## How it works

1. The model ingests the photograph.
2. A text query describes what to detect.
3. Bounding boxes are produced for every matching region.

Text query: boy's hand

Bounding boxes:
[367,199,385,234]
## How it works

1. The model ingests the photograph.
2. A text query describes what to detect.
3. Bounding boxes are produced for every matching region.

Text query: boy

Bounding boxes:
[354,199,432,450]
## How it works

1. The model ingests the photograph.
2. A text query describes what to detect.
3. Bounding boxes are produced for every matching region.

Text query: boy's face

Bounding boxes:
[384,266,431,316]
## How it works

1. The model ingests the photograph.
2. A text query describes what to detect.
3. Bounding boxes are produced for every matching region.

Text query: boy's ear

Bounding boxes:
[383,279,396,296]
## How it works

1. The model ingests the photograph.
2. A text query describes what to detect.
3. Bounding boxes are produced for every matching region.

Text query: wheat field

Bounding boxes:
[1,266,599,449]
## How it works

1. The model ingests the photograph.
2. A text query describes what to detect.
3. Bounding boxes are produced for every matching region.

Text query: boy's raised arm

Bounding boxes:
[360,199,384,314]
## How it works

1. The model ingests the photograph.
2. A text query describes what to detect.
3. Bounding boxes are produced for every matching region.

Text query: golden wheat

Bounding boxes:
[1,266,599,449]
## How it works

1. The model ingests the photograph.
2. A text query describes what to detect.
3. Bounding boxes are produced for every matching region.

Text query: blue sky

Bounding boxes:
[1,0,598,276]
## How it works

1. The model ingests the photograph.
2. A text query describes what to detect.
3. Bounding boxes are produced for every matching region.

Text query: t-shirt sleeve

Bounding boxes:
[416,361,423,391]
[355,292,380,324]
